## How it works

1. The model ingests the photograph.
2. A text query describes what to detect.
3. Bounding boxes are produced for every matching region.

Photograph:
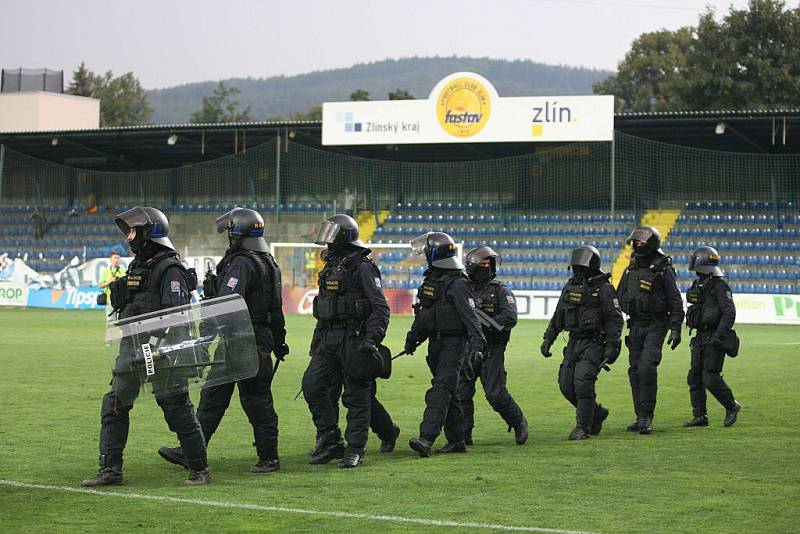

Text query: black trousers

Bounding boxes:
[688,332,736,417]
[419,335,466,444]
[626,321,668,418]
[558,337,604,428]
[456,342,524,435]
[328,380,396,442]
[197,327,279,460]
[99,372,206,468]
[302,327,371,452]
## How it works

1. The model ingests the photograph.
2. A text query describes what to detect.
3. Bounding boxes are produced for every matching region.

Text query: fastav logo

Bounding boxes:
[436,76,491,138]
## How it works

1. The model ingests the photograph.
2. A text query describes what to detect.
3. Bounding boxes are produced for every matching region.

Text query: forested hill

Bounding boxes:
[147,56,612,123]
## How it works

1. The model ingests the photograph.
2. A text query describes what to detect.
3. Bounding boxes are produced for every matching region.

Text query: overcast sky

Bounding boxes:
[1,0,754,89]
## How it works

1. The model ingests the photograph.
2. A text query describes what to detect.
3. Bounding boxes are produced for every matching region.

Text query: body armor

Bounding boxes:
[475,281,510,343]
[313,251,371,325]
[686,277,721,331]
[557,274,609,337]
[620,256,671,320]
[216,249,282,325]
[414,270,466,335]
[114,251,194,319]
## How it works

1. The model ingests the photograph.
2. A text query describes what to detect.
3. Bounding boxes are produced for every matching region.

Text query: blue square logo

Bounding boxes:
[345,123,353,132]
[354,123,362,132]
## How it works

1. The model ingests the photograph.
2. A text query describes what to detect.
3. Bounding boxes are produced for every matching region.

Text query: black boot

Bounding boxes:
[309,429,345,465]
[723,401,741,427]
[436,441,467,453]
[409,437,433,457]
[158,446,189,469]
[185,453,211,485]
[337,448,364,469]
[639,416,653,435]
[683,415,709,427]
[568,426,591,441]
[591,406,609,436]
[81,454,124,487]
[379,425,401,454]
[511,417,529,445]
[626,419,640,432]
[250,459,280,473]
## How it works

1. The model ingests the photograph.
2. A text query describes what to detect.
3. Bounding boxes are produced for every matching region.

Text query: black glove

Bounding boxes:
[667,327,682,350]
[109,277,127,310]
[404,331,422,354]
[464,349,484,380]
[604,339,621,365]
[359,337,378,355]
[274,342,290,361]
[540,339,553,358]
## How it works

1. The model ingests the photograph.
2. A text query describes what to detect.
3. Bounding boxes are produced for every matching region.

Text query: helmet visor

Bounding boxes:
[314,221,342,245]
[115,206,151,235]
[570,248,598,269]
[410,233,431,256]
[626,227,654,246]
[215,209,237,234]
[465,246,500,269]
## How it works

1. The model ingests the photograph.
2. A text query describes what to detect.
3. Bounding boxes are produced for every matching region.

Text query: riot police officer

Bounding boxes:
[617,226,684,434]
[540,246,623,440]
[302,214,390,468]
[684,246,741,427]
[157,207,288,473]
[82,207,210,486]
[405,232,486,456]
[456,246,527,446]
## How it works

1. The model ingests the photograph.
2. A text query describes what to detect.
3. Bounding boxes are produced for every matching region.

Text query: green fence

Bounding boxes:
[1,132,798,220]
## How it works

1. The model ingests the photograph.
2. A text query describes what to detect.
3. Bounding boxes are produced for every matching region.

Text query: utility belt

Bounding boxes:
[319,319,363,330]
[627,315,666,326]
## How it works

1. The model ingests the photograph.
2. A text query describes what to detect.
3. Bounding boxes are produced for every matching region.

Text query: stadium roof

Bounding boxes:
[0,109,798,170]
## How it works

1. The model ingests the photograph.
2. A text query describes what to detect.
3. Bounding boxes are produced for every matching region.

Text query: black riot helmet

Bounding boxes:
[115,206,174,251]
[411,232,462,270]
[313,213,365,248]
[627,226,662,257]
[465,246,500,280]
[569,246,602,272]
[689,246,723,277]
[215,207,269,253]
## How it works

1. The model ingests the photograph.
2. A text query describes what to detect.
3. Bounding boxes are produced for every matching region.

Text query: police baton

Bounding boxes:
[391,350,410,361]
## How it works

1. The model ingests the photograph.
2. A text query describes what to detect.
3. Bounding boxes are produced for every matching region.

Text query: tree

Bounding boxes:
[388,88,415,100]
[66,63,152,126]
[92,71,153,127]
[592,28,693,112]
[594,0,800,111]
[349,89,370,101]
[190,81,253,123]
[681,0,800,110]
[67,62,94,97]
[290,106,322,121]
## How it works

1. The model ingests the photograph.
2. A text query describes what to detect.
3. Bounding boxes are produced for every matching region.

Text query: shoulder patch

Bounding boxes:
[226,277,239,290]
[170,280,181,293]
[468,297,476,308]
[506,294,515,304]
[374,277,382,288]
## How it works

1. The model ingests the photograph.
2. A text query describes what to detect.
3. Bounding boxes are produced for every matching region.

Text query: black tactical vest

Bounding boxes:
[686,276,722,331]
[118,251,192,319]
[474,280,511,343]
[620,255,671,320]
[560,274,608,337]
[414,270,466,335]
[217,249,282,325]
[313,250,372,325]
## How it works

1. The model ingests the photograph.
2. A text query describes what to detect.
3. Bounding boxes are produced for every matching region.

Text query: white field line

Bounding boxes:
[0,479,600,534]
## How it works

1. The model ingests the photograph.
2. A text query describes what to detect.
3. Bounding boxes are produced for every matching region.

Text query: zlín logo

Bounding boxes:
[436,76,491,138]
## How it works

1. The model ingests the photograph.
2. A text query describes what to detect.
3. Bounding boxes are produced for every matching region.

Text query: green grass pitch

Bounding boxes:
[0,308,798,533]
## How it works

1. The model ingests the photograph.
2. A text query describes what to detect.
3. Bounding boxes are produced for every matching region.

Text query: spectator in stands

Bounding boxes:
[98,251,126,317]
[343,187,356,218]
[31,207,45,239]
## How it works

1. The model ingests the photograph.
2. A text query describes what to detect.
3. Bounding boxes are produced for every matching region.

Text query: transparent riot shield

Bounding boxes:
[105,294,258,402]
